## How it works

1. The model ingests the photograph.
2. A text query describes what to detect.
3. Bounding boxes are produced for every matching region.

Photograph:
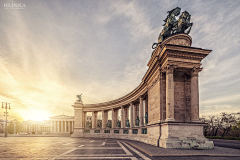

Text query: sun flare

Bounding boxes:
[19,109,50,122]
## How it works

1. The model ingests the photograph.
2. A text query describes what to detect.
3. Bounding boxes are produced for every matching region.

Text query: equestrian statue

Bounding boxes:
[152,7,193,49]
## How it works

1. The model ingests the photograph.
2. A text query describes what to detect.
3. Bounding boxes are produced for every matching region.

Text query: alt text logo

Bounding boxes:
[4,3,26,9]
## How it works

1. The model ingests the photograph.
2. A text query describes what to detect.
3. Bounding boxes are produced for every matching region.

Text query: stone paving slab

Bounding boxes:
[124,140,240,157]
[0,137,240,160]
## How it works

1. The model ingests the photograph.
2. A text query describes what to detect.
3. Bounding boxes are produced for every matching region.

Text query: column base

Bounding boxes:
[159,138,214,149]
[165,118,175,122]
[191,119,201,122]
[160,122,214,149]
[71,128,84,138]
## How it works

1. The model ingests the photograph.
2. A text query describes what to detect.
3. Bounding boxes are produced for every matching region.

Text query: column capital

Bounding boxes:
[139,95,144,100]
[163,65,177,74]
[129,102,133,106]
[72,101,84,108]
[191,67,202,77]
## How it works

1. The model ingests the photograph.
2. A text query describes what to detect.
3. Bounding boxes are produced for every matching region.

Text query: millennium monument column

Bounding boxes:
[71,7,214,149]
[71,94,84,137]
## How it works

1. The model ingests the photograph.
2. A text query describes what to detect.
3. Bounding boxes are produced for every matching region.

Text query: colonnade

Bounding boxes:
[51,120,74,133]
[26,124,40,133]
[71,34,214,149]
[84,96,148,129]
[41,127,51,132]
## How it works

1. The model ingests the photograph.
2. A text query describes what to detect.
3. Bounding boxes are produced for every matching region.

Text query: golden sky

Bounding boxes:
[0,0,240,121]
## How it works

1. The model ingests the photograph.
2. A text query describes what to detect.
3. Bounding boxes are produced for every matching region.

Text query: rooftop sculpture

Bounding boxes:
[76,94,82,102]
[152,7,193,49]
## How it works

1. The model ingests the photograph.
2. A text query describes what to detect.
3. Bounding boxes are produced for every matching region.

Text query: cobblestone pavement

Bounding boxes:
[0,137,239,160]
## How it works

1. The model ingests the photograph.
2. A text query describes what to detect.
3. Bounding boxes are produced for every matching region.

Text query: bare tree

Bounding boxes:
[200,112,240,137]
[219,112,237,137]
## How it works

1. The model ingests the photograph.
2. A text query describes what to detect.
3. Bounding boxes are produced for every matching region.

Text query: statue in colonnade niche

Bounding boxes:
[145,112,148,125]
[86,121,91,128]
[106,120,111,128]
[97,120,102,128]
[126,118,130,127]
[116,119,121,128]
[136,116,140,126]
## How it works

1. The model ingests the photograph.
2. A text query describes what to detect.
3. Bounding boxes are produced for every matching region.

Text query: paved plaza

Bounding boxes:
[0,137,240,160]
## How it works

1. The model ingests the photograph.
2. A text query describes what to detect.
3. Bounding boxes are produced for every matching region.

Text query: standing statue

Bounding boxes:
[106,120,112,128]
[77,94,82,102]
[126,118,130,127]
[145,112,148,125]
[86,121,91,128]
[135,116,140,126]
[158,7,181,43]
[97,120,102,128]
[116,119,121,128]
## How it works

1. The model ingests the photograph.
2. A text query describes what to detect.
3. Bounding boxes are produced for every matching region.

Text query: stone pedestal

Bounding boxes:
[159,122,214,149]
[71,100,84,138]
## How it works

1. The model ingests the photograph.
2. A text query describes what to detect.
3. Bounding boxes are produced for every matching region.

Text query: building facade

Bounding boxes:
[49,114,74,133]
[22,114,74,134]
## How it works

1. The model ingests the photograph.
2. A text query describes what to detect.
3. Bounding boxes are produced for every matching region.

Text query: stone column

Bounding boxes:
[139,96,144,126]
[191,67,202,122]
[133,104,136,127]
[68,121,70,132]
[51,121,53,132]
[102,110,106,129]
[83,112,86,129]
[54,121,56,132]
[92,111,96,129]
[166,65,175,121]
[64,121,66,132]
[55,121,57,132]
[57,121,60,132]
[71,100,84,137]
[112,109,115,128]
[61,121,63,132]
[121,107,124,128]
[72,121,73,131]
[130,103,134,127]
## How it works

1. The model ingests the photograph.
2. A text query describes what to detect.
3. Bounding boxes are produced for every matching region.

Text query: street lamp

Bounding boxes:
[2,102,10,137]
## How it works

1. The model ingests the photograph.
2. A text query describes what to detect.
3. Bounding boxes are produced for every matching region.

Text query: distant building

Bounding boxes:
[49,114,74,133]
[21,114,75,134]
[22,120,47,134]
[0,119,10,133]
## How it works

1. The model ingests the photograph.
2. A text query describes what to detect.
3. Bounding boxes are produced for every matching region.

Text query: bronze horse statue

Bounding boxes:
[152,7,193,49]
[158,7,181,43]
[174,11,193,34]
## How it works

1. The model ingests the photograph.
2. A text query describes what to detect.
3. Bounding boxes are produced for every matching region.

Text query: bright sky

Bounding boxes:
[0,0,240,121]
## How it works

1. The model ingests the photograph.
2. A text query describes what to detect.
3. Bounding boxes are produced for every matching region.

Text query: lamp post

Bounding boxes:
[2,102,10,137]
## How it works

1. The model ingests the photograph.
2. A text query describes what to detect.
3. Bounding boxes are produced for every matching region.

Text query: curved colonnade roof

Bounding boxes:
[80,34,193,112]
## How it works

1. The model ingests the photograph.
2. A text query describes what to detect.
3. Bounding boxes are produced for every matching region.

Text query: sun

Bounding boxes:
[19,109,50,122]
